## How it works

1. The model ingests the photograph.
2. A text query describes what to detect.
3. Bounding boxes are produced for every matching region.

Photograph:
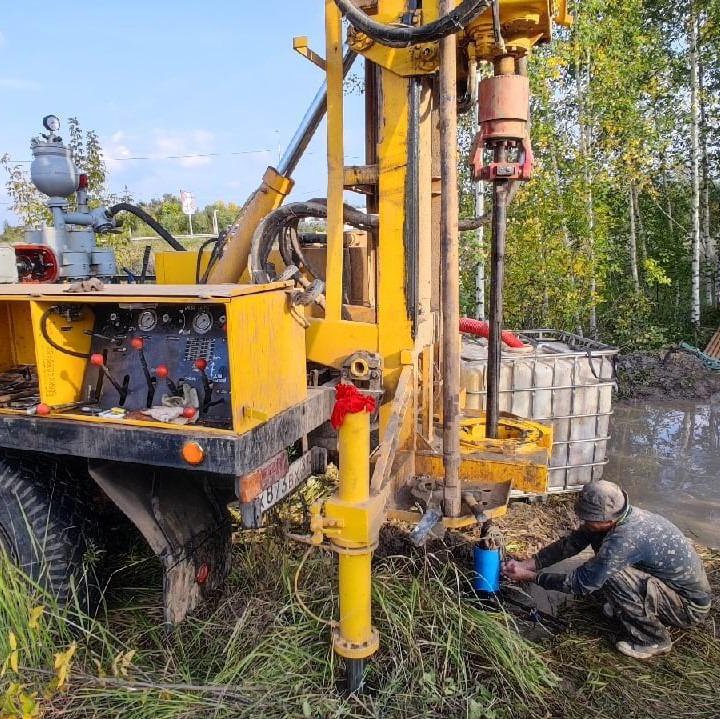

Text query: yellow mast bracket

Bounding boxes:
[293,36,327,71]
[347,28,439,76]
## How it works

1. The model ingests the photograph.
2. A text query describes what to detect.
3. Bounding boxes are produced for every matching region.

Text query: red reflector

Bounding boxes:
[196,563,209,584]
[78,173,89,189]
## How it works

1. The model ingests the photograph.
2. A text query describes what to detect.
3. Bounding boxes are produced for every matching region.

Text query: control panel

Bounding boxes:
[82,304,231,427]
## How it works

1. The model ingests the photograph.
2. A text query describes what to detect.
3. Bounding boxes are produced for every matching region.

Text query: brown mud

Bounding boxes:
[617,348,720,400]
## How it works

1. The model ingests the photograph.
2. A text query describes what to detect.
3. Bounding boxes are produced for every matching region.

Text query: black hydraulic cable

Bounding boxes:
[250,199,494,281]
[196,237,219,284]
[140,245,152,284]
[250,201,376,282]
[333,0,490,48]
[108,203,186,251]
[201,239,225,283]
[40,306,91,359]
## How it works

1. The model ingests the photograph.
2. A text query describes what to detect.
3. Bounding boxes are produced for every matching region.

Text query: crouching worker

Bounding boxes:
[502,480,711,659]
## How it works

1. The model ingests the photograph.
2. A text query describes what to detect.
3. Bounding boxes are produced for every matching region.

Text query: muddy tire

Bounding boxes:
[0,451,101,610]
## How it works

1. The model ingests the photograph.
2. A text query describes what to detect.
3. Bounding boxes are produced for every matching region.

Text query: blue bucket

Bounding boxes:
[473,546,501,593]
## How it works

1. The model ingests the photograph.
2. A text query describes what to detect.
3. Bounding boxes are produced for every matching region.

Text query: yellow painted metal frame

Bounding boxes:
[303,0,570,669]
[0,284,306,436]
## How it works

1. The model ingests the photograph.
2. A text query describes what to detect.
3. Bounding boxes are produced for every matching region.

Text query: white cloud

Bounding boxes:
[152,129,215,167]
[104,131,134,171]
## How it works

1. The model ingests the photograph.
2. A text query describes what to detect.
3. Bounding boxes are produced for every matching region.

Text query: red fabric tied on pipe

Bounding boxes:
[331,383,377,429]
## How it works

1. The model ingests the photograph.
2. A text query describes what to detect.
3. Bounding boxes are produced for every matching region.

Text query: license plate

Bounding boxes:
[259,450,314,512]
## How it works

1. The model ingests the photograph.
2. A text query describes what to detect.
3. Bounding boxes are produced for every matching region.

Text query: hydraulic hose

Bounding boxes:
[40,306,91,359]
[109,203,186,252]
[459,317,525,349]
[333,0,491,48]
[249,201,376,283]
[196,237,219,283]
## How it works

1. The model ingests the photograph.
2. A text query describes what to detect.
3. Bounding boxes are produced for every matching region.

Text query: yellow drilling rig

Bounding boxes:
[0,0,571,691]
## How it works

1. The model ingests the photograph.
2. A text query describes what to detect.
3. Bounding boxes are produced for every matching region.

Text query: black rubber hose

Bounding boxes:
[108,203,186,251]
[334,0,490,48]
[40,306,91,359]
[140,244,152,284]
[196,237,219,284]
[250,201,376,282]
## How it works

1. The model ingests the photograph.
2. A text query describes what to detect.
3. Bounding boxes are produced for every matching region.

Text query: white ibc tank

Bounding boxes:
[462,330,618,494]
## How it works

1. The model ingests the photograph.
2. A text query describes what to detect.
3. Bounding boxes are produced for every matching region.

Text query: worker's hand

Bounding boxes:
[502,558,538,583]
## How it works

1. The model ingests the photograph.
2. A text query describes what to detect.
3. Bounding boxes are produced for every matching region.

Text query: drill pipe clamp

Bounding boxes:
[310,494,383,553]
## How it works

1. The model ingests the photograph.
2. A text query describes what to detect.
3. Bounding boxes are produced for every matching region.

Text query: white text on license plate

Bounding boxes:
[259,452,313,511]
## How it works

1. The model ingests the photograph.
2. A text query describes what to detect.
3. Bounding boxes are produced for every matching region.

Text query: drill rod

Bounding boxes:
[486,143,509,439]
[440,0,462,517]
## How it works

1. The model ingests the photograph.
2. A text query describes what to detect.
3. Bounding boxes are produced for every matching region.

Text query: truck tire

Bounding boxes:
[0,451,100,610]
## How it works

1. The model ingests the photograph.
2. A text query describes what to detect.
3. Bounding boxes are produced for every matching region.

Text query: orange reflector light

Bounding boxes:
[196,563,209,584]
[182,441,205,465]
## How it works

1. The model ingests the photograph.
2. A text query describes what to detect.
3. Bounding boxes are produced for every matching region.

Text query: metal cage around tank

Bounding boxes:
[461,329,618,494]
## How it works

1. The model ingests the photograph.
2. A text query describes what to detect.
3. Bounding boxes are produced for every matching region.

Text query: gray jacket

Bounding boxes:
[533,506,712,606]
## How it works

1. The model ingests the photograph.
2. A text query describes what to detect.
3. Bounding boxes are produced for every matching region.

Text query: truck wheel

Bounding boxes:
[0,452,100,610]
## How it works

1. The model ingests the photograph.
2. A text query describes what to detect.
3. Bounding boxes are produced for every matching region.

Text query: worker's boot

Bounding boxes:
[615,639,672,659]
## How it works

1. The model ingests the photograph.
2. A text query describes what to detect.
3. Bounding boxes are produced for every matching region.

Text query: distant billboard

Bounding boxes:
[180,190,197,216]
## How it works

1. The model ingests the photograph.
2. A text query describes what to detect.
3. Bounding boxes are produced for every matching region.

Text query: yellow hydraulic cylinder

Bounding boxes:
[205,167,293,284]
[333,408,379,659]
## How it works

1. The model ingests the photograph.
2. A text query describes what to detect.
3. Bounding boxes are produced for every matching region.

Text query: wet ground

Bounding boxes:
[605,398,720,548]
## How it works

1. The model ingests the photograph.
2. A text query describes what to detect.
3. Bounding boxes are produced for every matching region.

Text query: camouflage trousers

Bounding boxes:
[603,567,710,646]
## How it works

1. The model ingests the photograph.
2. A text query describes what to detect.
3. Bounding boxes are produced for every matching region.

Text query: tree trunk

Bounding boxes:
[575,33,597,337]
[629,184,640,292]
[699,49,715,308]
[550,151,582,333]
[689,9,701,331]
[632,184,647,279]
[470,60,486,320]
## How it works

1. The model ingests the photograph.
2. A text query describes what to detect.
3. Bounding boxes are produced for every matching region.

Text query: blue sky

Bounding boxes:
[0,1,367,225]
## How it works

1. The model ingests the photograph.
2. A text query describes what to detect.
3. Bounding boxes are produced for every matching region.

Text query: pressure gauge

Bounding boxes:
[192,310,213,335]
[42,115,60,132]
[137,309,157,332]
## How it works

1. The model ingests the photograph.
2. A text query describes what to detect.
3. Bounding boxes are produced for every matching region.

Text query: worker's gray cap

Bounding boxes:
[577,480,628,522]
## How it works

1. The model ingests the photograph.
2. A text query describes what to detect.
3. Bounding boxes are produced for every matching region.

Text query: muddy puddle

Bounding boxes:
[605,399,720,547]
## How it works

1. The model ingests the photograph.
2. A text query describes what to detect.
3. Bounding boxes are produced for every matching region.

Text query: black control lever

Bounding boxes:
[193,359,213,413]
[90,353,129,406]
[131,337,156,407]
[155,364,181,396]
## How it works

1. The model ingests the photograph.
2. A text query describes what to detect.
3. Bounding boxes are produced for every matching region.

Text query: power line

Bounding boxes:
[3,148,279,164]
[3,150,368,165]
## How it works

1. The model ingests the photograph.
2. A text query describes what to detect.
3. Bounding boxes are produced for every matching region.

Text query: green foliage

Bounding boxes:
[600,291,668,350]
[0,154,49,227]
[459,0,720,348]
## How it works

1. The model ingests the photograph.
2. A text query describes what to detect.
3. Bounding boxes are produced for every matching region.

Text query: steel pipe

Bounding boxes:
[277,49,357,177]
[486,144,509,439]
[440,0,462,518]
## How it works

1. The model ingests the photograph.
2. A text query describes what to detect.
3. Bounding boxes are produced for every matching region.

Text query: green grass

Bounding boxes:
[0,498,718,719]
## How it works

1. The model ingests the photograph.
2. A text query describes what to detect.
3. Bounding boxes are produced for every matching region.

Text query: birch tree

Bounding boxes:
[689,7,702,331]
